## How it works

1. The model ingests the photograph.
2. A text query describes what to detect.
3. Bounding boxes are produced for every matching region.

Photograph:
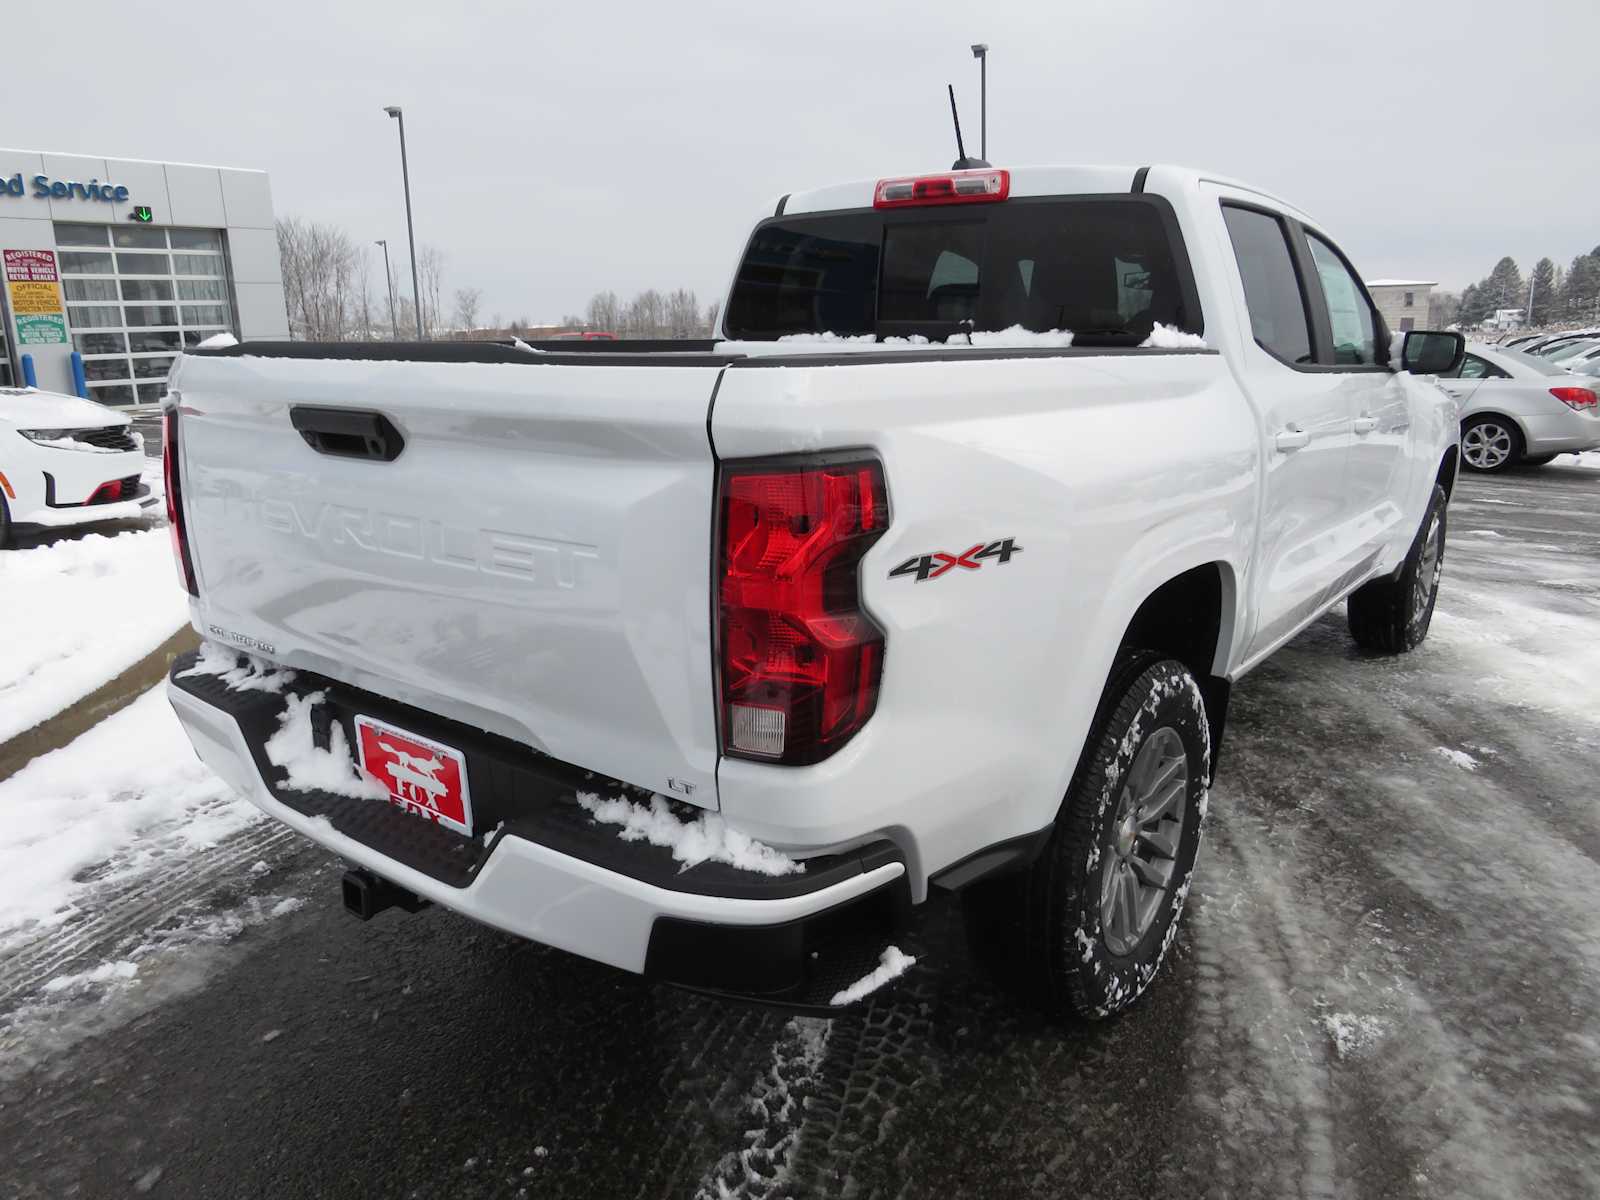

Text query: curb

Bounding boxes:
[0,625,199,784]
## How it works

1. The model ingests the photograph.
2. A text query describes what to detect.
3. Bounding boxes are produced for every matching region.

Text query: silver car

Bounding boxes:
[1438,343,1600,472]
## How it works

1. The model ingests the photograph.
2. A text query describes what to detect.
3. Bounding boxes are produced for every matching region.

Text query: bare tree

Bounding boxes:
[586,290,622,333]
[705,300,720,336]
[453,287,483,332]
[665,289,700,338]
[417,245,447,336]
[276,216,372,341]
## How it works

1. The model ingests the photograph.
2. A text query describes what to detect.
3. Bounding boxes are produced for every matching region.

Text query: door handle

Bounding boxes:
[1353,415,1378,435]
[1274,426,1311,452]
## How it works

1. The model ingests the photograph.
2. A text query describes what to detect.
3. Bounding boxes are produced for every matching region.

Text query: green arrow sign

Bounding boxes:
[130,206,153,223]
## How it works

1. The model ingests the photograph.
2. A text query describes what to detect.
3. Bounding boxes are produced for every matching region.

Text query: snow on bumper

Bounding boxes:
[166,678,905,976]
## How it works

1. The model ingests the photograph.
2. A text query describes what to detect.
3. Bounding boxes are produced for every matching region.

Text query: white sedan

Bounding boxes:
[1437,343,1600,472]
[0,387,159,547]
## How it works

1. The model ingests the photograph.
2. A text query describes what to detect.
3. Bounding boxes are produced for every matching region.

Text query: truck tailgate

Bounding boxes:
[170,350,727,808]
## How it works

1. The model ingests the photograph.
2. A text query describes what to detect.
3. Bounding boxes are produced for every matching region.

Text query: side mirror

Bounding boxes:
[1401,330,1465,375]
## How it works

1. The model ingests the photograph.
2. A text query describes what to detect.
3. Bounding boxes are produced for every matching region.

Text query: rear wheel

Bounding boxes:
[1348,484,1447,654]
[1461,416,1523,472]
[968,653,1210,1020]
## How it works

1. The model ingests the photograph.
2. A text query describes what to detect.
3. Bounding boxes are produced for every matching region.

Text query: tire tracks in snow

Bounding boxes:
[0,817,299,1008]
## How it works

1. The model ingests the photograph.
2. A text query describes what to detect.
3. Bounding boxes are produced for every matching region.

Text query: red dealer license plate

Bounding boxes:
[353,715,474,837]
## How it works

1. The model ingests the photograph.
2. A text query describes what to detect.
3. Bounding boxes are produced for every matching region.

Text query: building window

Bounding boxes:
[52,222,235,407]
[1400,317,1415,332]
[1404,291,1415,307]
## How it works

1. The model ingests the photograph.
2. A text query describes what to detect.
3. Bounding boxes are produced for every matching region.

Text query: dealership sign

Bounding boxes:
[1,173,130,203]
[5,248,69,345]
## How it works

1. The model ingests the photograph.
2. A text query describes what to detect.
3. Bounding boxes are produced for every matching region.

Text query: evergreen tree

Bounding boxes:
[1527,258,1557,324]
[1457,282,1483,325]
[1562,254,1600,324]
[1481,256,1524,316]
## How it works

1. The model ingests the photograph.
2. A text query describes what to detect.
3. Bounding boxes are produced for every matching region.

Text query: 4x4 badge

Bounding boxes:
[889,538,1022,583]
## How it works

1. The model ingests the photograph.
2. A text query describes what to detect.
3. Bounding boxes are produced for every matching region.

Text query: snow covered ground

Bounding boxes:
[0,501,183,744]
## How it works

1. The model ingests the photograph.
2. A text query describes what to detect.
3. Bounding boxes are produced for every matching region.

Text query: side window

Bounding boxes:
[1457,354,1491,380]
[1305,234,1379,366]
[1221,205,1314,366]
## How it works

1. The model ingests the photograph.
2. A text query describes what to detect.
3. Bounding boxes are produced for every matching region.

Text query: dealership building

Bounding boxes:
[0,147,288,406]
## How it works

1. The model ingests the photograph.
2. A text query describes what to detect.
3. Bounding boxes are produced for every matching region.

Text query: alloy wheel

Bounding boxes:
[1099,726,1188,956]
[1462,421,1513,469]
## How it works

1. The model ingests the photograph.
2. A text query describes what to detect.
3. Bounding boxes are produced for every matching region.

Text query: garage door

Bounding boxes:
[55,221,236,407]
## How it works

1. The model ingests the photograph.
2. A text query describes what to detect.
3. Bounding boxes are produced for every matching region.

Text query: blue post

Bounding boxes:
[70,351,88,399]
[20,353,37,388]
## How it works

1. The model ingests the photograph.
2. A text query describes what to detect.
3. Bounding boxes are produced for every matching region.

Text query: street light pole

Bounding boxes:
[383,105,424,339]
[970,44,989,161]
[375,239,398,340]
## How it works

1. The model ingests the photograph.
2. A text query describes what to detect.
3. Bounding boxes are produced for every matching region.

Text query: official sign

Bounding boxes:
[5,248,68,347]
[15,314,68,345]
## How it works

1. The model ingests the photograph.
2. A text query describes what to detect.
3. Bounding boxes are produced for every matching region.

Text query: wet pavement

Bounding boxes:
[2,463,1597,1199]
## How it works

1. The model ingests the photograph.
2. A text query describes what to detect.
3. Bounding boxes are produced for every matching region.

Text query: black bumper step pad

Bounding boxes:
[167,650,902,902]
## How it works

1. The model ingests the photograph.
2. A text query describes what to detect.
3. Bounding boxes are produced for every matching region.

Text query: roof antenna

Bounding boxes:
[948,84,990,170]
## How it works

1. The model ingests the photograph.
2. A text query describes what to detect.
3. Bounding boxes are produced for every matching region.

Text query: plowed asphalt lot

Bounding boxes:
[3,461,1597,1200]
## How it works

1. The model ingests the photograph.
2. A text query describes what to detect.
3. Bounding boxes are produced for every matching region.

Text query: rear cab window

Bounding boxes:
[724,196,1204,346]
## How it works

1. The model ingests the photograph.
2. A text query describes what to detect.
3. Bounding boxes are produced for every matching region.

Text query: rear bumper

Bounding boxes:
[166,652,910,1004]
[1523,410,1600,455]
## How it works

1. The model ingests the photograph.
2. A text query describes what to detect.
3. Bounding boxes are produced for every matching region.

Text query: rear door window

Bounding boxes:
[1221,205,1314,366]
[724,197,1202,344]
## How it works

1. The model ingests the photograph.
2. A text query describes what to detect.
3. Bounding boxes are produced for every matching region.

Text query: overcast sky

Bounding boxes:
[8,0,1595,321]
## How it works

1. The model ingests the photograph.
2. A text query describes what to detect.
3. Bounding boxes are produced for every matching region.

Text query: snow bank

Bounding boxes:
[0,687,259,950]
[195,332,238,348]
[1142,322,1209,349]
[263,692,388,800]
[0,530,190,744]
[829,945,917,1006]
[575,792,803,876]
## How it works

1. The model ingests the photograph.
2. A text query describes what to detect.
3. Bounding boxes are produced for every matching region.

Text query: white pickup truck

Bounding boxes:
[164,164,1463,1017]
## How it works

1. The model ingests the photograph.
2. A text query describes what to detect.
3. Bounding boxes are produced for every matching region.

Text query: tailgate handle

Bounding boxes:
[290,406,405,462]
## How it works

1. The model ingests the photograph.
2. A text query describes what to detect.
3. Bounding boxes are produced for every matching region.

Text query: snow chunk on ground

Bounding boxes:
[1322,1011,1389,1060]
[575,792,803,876]
[1434,747,1479,771]
[263,692,389,800]
[830,945,917,1006]
[0,530,189,743]
[43,960,138,993]
[195,332,238,348]
[1142,322,1209,349]
[177,640,297,693]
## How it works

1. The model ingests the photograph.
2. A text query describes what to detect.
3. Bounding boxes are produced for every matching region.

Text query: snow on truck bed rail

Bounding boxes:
[718,324,1207,355]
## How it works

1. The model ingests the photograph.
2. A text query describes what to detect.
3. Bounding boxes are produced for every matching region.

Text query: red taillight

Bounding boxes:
[162,408,199,596]
[874,168,1009,209]
[1551,386,1597,410]
[717,457,889,765]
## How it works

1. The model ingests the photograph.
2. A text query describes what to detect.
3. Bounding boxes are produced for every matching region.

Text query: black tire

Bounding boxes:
[1520,454,1557,467]
[0,491,12,551]
[1347,484,1447,654]
[1460,415,1524,473]
[968,652,1210,1021]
